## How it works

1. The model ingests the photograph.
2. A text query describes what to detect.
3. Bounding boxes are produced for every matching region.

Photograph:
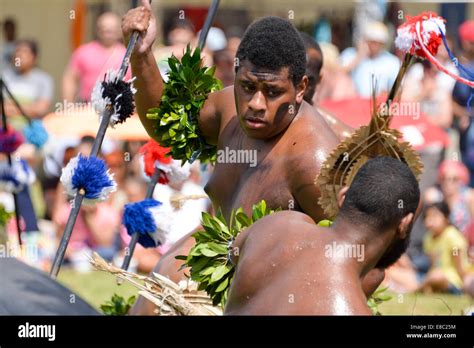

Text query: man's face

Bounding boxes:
[235,60,305,139]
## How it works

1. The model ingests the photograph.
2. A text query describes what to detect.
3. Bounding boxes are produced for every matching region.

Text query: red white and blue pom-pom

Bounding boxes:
[395,12,446,59]
[60,154,116,205]
[0,159,35,193]
[122,198,173,248]
[91,69,137,128]
[395,11,474,90]
[139,140,190,185]
[0,129,24,154]
[23,120,48,149]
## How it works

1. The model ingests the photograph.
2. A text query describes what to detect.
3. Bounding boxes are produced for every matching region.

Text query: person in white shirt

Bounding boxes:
[340,21,400,98]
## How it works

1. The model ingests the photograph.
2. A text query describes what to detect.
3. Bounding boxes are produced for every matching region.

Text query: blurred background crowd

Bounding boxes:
[0,0,473,298]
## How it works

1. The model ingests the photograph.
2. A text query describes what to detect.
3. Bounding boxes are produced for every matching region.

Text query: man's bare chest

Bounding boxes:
[204,123,295,217]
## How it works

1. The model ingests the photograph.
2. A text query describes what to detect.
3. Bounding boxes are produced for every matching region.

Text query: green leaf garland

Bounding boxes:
[179,200,278,307]
[147,45,223,164]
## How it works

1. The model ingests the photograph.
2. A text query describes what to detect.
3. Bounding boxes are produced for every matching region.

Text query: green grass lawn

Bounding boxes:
[58,268,473,315]
[378,291,472,315]
[57,268,137,311]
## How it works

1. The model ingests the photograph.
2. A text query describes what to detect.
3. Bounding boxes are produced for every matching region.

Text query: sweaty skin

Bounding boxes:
[123,3,380,314]
[130,75,339,314]
[225,211,388,315]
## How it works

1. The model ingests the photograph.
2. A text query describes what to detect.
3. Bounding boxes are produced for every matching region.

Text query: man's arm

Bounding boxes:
[130,50,163,139]
[292,172,327,223]
[124,0,221,144]
[289,133,339,222]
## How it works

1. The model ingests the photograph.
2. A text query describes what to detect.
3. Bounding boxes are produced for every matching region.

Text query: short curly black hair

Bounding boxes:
[235,16,306,86]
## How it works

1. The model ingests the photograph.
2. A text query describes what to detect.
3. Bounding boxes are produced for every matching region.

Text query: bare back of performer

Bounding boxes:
[225,157,420,315]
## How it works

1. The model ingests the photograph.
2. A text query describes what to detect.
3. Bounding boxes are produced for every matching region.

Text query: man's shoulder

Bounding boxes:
[286,106,339,167]
[234,211,318,266]
[245,210,318,243]
[292,103,339,139]
[263,210,316,223]
[213,86,234,110]
[214,85,234,99]
[213,85,237,129]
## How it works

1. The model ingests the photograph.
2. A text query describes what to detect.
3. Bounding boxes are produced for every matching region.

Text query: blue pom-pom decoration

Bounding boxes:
[123,199,171,248]
[60,154,116,204]
[23,120,49,149]
[0,159,36,193]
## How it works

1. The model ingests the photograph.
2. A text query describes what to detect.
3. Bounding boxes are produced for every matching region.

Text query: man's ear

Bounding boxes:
[337,186,349,209]
[397,213,414,239]
[296,75,309,104]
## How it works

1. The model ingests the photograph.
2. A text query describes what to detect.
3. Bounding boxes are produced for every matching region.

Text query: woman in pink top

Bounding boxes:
[62,12,131,102]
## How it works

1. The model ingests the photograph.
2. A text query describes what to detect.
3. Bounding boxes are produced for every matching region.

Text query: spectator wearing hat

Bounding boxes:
[340,21,400,97]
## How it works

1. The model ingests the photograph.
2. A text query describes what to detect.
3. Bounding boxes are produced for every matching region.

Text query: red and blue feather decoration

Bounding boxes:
[395,12,474,110]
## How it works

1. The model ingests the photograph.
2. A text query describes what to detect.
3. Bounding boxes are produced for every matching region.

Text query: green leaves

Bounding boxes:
[177,200,278,307]
[146,45,222,164]
[100,294,136,316]
[317,219,333,227]
[367,286,392,315]
[0,204,12,227]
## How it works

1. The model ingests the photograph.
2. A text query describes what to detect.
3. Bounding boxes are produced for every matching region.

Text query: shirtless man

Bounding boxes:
[124,3,337,220]
[225,157,420,315]
[123,3,380,314]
